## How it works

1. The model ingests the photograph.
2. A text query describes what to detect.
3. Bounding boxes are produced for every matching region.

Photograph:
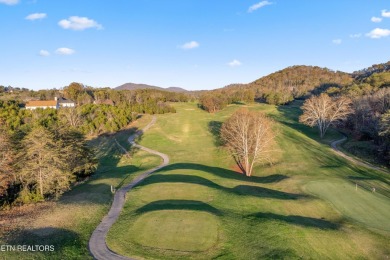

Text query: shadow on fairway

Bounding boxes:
[135,200,222,216]
[137,173,307,200]
[155,163,289,184]
[208,121,224,146]
[247,212,340,230]
[60,126,145,206]
[60,164,141,205]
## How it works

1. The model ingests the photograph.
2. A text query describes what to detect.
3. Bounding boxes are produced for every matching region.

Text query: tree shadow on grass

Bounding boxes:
[137,174,308,200]
[208,121,223,146]
[60,164,141,205]
[246,212,340,230]
[5,227,84,257]
[233,185,306,200]
[61,125,146,206]
[135,200,222,216]
[155,163,289,184]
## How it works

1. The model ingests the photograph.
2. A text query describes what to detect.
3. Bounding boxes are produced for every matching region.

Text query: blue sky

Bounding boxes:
[1,0,390,90]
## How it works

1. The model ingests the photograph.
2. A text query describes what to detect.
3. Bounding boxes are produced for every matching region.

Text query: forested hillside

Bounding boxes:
[197,62,390,167]
[246,65,352,104]
[198,65,353,112]
[352,61,390,81]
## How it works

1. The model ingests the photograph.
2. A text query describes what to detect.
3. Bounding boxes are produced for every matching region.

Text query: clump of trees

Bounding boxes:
[221,109,275,176]
[0,122,96,206]
[299,93,352,138]
[199,89,254,113]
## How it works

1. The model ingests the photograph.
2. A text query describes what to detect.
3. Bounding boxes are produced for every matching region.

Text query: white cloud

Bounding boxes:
[25,13,47,21]
[382,9,390,18]
[0,0,19,5]
[228,59,242,67]
[179,41,199,50]
[371,16,382,23]
[39,50,50,56]
[349,33,362,38]
[55,48,75,55]
[58,16,103,31]
[332,39,342,45]
[366,28,390,39]
[248,1,272,13]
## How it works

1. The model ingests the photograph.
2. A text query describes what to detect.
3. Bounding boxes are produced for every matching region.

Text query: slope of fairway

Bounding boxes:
[305,180,390,232]
[106,102,390,260]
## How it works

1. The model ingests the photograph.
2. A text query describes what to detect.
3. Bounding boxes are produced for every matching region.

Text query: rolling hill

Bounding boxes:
[115,83,188,93]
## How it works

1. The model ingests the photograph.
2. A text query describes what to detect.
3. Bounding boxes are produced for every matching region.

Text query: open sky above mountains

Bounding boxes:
[1,0,389,90]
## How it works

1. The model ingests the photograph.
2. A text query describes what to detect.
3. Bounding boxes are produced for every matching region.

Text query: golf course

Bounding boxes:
[102,102,390,259]
[1,101,389,259]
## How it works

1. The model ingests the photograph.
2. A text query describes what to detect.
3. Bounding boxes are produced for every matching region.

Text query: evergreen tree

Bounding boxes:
[19,127,71,200]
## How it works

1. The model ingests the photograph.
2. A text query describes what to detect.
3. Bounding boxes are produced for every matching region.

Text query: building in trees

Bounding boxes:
[25,100,59,110]
[25,97,75,110]
[58,97,76,108]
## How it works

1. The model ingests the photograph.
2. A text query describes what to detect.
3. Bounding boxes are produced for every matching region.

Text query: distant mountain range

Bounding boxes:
[115,83,188,93]
[115,61,390,94]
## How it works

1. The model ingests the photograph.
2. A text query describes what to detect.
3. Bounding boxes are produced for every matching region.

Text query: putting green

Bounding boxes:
[305,180,390,232]
[130,210,219,252]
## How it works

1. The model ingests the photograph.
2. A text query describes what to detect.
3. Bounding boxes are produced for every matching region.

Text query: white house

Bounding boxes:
[25,97,75,110]
[57,97,76,108]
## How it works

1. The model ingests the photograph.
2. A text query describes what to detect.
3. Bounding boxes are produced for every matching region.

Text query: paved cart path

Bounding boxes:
[330,134,388,174]
[89,116,169,260]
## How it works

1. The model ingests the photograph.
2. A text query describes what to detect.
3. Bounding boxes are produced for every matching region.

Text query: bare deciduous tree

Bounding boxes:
[221,109,275,177]
[58,107,82,128]
[299,93,352,138]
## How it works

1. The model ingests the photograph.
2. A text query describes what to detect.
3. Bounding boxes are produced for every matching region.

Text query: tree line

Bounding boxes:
[0,85,181,207]
[0,107,95,206]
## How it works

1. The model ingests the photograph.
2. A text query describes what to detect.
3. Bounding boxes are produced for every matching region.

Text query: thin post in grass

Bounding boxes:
[111,185,116,194]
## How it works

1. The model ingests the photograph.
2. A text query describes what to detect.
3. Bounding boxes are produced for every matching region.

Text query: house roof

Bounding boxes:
[26,100,57,107]
[58,97,75,104]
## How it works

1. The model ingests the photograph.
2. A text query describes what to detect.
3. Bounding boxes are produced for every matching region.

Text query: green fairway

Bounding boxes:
[131,210,219,251]
[305,180,390,232]
[106,102,390,259]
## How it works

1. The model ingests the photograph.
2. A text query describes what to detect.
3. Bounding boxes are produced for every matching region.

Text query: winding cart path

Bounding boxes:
[330,134,388,174]
[89,116,169,260]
